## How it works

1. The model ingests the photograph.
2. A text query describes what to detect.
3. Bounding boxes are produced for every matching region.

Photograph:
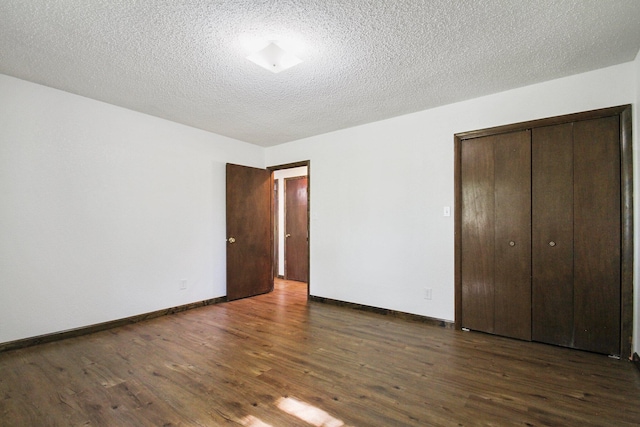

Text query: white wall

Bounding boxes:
[273,167,308,277]
[0,74,264,344]
[266,62,638,346]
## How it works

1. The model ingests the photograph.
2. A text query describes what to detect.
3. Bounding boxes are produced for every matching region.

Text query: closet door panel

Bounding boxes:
[532,124,574,347]
[461,137,495,333]
[493,131,532,340]
[457,105,630,357]
[573,116,621,355]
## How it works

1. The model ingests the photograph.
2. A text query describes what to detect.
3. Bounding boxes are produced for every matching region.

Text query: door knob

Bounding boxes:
[227,237,236,243]
[549,241,556,247]
[509,241,516,247]
[285,234,291,238]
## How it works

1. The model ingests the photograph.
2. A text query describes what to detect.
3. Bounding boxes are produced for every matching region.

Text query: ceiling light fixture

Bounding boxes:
[246,41,302,73]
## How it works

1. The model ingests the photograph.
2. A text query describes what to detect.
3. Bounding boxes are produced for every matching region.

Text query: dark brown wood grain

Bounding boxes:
[1,279,639,426]
[284,176,309,282]
[454,137,463,330]
[620,107,634,360]
[532,123,575,347]
[572,116,621,355]
[269,160,311,297]
[455,105,632,358]
[460,136,495,334]
[273,178,280,279]
[493,130,531,340]
[226,163,273,301]
[460,131,532,340]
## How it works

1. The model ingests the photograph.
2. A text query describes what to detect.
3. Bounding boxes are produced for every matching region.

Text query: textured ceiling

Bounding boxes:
[1,1,640,147]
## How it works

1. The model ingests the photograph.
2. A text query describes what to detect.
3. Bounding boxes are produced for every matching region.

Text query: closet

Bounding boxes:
[454,105,633,358]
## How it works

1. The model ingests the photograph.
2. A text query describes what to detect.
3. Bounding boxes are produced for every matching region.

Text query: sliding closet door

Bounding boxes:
[532,123,574,347]
[573,116,621,355]
[461,131,531,340]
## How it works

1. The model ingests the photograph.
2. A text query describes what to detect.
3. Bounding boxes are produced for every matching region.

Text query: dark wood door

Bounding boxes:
[493,131,532,340]
[284,176,308,282]
[457,105,632,358]
[461,130,531,340]
[532,117,621,355]
[461,135,495,334]
[573,116,621,355]
[532,123,575,347]
[226,163,273,301]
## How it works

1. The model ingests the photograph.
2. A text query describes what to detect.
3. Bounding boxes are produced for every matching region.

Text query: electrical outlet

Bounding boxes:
[424,288,432,300]
[180,280,187,290]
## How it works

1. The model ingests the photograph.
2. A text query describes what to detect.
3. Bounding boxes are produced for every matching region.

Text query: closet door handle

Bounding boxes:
[509,241,516,247]
[549,241,556,247]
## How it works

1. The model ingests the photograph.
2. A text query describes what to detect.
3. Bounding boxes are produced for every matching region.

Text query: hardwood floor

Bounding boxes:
[1,279,639,426]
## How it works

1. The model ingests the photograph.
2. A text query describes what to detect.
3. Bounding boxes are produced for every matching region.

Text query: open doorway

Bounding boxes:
[269,161,310,295]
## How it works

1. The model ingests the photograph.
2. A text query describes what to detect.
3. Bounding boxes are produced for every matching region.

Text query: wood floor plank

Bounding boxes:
[1,278,639,426]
